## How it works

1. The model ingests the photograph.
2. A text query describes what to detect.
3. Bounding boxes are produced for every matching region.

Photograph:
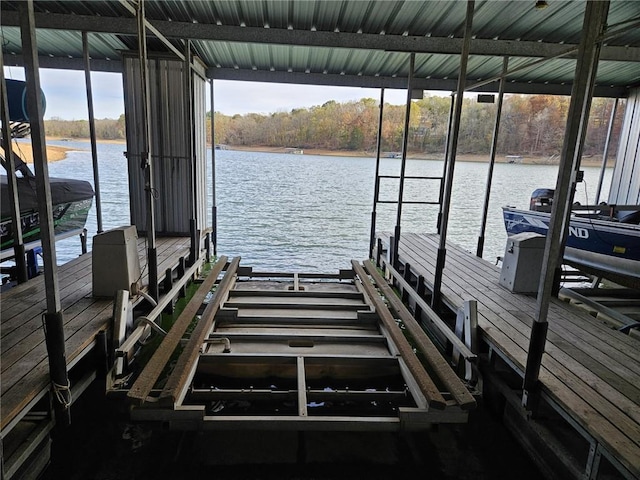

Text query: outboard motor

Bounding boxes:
[530,188,554,212]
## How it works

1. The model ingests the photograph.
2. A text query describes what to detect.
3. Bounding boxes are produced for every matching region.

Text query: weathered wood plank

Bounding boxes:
[159,257,241,406]
[127,256,228,404]
[351,260,446,410]
[363,259,476,410]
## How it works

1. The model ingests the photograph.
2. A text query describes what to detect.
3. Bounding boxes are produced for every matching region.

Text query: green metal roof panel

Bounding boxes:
[2,1,640,95]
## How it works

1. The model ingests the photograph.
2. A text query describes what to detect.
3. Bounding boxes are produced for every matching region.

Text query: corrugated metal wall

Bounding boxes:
[122,54,208,235]
[609,88,640,206]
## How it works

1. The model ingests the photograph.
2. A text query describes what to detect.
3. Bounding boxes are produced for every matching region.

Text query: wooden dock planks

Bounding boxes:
[1,236,192,432]
[381,232,640,477]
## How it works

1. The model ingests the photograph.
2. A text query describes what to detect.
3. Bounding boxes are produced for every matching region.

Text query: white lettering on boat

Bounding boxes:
[568,226,589,239]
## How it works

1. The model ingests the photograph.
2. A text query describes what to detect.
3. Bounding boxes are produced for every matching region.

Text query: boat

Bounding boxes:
[1,174,94,256]
[1,78,94,259]
[503,189,640,289]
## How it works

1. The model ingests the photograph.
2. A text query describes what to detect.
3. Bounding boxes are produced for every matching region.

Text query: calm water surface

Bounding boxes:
[26,139,611,272]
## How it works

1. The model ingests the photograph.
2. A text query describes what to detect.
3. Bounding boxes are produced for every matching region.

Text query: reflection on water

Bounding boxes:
[29,139,612,272]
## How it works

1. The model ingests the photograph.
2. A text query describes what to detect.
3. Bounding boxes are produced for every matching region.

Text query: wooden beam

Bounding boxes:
[127,256,228,404]
[351,260,446,410]
[159,257,240,406]
[363,260,476,410]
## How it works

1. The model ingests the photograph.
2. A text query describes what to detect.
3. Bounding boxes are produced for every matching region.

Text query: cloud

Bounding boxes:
[4,67,420,120]
[212,80,407,115]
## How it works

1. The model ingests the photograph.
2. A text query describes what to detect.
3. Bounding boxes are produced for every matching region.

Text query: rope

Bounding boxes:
[52,379,72,409]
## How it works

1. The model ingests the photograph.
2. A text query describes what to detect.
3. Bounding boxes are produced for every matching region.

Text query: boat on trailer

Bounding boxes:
[503,189,640,289]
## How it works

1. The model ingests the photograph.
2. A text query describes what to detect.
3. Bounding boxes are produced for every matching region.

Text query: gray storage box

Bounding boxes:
[499,232,546,294]
[92,226,141,297]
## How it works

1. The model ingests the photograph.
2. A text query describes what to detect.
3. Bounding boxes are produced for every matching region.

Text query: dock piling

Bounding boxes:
[43,311,71,427]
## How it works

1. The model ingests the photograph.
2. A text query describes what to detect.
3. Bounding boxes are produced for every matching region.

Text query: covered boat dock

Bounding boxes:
[2,1,640,479]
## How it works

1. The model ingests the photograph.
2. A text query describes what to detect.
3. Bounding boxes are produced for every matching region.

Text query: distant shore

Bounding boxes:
[228,145,613,167]
[11,137,612,168]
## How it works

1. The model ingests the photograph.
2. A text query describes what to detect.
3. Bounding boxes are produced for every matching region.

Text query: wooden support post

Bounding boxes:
[376,238,383,268]
[148,246,158,301]
[189,217,197,267]
[178,257,186,298]
[414,274,425,319]
[43,312,71,427]
[388,235,396,271]
[164,267,174,313]
[402,263,412,303]
[163,267,173,293]
[432,247,446,310]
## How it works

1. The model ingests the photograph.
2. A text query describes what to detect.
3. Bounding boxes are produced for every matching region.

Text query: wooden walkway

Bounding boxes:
[378,233,640,479]
[1,236,192,434]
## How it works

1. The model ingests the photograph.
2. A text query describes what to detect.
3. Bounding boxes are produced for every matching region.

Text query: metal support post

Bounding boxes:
[432,0,475,309]
[595,98,618,204]
[523,0,610,410]
[438,94,455,235]
[43,312,71,426]
[477,56,509,258]
[393,53,415,269]
[19,1,62,312]
[0,53,28,283]
[210,79,218,256]
[185,41,198,266]
[369,88,385,259]
[136,0,158,301]
[82,31,103,233]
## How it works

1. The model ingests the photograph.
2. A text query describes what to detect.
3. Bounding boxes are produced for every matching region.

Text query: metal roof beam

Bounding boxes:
[1,10,639,63]
[2,52,627,97]
[208,67,627,98]
[3,54,123,73]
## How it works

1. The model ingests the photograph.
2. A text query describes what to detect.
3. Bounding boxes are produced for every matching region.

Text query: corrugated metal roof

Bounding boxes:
[2,1,640,96]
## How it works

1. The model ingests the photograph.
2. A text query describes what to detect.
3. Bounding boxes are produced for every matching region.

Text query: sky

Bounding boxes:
[4,66,412,120]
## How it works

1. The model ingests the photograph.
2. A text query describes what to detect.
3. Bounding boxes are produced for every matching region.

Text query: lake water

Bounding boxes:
[21,139,612,273]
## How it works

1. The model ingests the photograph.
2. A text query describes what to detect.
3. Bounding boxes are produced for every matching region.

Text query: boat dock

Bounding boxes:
[1,235,201,478]
[375,232,640,479]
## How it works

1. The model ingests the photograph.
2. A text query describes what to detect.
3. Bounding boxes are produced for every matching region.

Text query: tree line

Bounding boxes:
[44,94,623,159]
